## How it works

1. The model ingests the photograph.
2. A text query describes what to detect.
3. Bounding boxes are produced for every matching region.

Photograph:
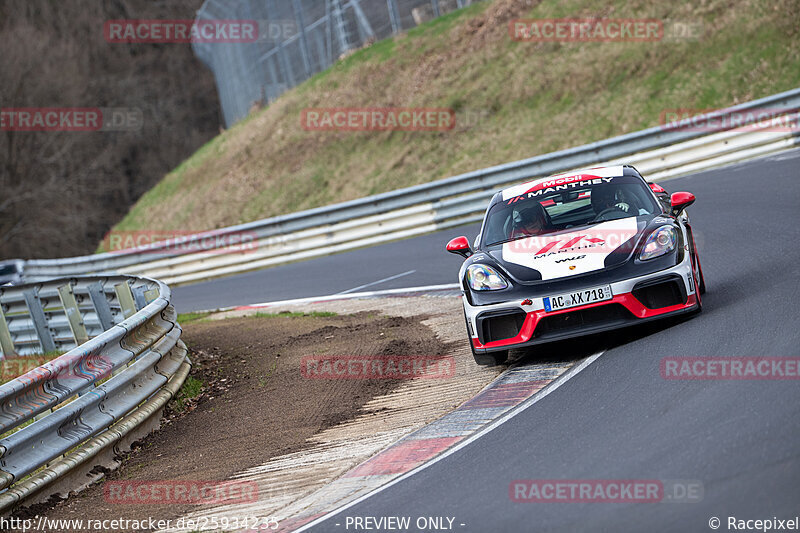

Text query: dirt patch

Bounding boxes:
[14,311,448,532]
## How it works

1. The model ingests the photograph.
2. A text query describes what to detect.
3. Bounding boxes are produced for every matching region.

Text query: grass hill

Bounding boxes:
[108,0,800,240]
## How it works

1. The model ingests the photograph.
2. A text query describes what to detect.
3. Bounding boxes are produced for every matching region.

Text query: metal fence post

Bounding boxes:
[332,0,352,54]
[350,0,375,41]
[277,40,296,88]
[386,0,400,34]
[325,0,334,65]
[313,27,326,71]
[292,0,313,78]
[264,53,281,101]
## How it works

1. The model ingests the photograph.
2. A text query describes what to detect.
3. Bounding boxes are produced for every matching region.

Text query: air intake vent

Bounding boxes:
[632,275,687,309]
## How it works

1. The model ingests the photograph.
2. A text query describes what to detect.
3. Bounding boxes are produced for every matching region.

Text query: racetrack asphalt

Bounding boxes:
[173,150,800,315]
[287,149,799,533]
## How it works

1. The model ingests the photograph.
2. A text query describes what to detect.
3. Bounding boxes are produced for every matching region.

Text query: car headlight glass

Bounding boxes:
[639,225,677,261]
[466,264,508,291]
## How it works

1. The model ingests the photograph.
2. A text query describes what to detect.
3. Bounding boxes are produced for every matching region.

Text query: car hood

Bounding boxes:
[489,217,649,282]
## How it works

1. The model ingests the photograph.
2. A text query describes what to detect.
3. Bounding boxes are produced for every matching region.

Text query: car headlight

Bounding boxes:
[466,264,509,291]
[639,225,677,261]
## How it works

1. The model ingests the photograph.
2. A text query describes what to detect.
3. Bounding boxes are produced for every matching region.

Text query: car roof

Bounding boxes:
[499,165,635,201]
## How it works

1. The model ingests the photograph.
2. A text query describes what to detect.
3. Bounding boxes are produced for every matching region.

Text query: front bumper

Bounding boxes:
[464,257,698,353]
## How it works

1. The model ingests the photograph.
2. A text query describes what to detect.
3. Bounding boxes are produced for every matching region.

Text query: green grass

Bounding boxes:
[176,311,212,324]
[250,311,338,319]
[176,310,338,326]
[109,0,800,238]
[173,376,204,413]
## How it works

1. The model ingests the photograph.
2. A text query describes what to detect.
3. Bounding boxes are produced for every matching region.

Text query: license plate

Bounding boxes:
[543,285,613,312]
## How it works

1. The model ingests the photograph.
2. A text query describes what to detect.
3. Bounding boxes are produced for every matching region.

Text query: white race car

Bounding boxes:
[446,165,705,366]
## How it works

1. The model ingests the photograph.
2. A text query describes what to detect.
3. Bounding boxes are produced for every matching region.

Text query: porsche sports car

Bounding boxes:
[446,165,705,366]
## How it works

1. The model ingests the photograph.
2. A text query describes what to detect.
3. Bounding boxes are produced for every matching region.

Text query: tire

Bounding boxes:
[687,226,706,295]
[695,251,706,295]
[691,251,704,313]
[464,311,508,366]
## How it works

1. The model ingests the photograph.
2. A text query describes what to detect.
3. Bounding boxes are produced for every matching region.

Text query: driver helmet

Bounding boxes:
[591,185,620,214]
[515,203,547,236]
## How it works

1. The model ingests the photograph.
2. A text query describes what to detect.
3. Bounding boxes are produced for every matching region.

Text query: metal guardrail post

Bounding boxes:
[87,282,114,331]
[57,283,89,346]
[22,288,56,354]
[0,305,15,358]
[114,282,137,318]
[131,285,148,310]
[143,288,160,304]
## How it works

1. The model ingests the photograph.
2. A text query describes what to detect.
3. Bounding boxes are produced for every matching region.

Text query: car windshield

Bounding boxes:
[0,264,18,276]
[481,175,659,247]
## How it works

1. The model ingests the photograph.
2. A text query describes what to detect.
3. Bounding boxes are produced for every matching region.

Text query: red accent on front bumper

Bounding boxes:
[471,291,697,349]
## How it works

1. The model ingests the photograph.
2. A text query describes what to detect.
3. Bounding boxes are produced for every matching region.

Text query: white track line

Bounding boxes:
[336,270,417,295]
[295,351,605,532]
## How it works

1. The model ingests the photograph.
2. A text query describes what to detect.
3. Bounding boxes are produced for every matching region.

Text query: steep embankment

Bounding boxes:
[110,0,800,239]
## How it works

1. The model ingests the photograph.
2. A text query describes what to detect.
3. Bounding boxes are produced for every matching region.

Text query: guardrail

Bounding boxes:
[0,276,189,512]
[20,88,800,286]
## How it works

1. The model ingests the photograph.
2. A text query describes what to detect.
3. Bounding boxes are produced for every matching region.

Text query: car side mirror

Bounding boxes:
[670,191,696,215]
[446,236,472,258]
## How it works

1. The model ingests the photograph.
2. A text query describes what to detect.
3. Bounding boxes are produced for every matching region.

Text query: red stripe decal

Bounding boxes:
[535,241,559,255]
[559,236,584,249]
